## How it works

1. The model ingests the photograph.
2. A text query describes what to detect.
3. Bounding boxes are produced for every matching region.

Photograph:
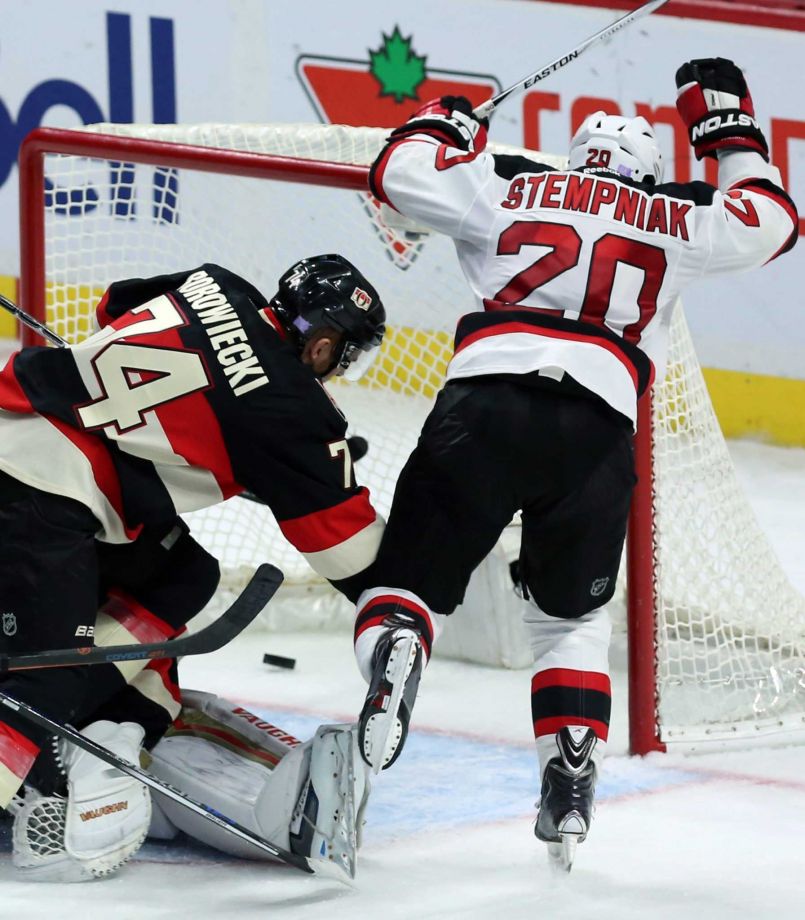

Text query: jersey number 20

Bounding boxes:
[493,221,667,343]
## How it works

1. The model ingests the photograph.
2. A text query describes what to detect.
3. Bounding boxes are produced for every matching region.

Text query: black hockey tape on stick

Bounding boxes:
[0,564,284,673]
[0,689,352,881]
[0,292,68,347]
[263,652,297,669]
[474,0,670,121]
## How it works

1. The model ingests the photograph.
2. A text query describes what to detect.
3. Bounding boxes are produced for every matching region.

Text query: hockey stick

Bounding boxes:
[473,0,670,120]
[0,292,67,347]
[1,563,283,673]
[0,690,350,882]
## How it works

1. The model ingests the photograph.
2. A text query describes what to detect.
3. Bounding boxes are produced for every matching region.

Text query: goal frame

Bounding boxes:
[17,125,662,756]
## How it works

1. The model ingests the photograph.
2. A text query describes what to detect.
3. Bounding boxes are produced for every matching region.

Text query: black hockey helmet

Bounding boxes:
[271,254,386,380]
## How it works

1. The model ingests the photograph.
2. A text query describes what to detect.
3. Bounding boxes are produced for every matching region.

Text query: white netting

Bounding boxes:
[652,310,805,744]
[30,122,805,747]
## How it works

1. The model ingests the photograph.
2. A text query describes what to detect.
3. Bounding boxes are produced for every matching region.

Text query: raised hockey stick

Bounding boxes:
[0,690,350,882]
[473,0,670,121]
[0,563,283,673]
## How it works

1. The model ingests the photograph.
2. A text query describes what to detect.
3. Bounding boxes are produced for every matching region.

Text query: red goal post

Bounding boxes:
[17,124,805,756]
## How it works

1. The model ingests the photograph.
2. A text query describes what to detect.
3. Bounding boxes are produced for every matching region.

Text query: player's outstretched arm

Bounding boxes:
[369,96,493,240]
[675,58,798,271]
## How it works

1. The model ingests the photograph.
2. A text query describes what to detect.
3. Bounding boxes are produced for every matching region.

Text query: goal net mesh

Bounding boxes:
[31,122,805,748]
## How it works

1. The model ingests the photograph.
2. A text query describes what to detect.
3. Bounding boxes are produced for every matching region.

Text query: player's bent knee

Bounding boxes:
[170,533,221,620]
[146,692,370,875]
[527,575,617,620]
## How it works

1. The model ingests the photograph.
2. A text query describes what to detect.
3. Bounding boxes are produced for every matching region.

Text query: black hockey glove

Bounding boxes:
[388,96,489,154]
[675,58,768,161]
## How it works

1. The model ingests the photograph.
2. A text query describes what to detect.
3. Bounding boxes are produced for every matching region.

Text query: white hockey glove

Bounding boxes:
[12,721,150,882]
[389,95,489,154]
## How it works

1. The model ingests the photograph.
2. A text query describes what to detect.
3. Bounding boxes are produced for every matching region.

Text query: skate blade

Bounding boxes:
[305,855,357,887]
[363,634,418,775]
[546,834,576,873]
[546,830,583,874]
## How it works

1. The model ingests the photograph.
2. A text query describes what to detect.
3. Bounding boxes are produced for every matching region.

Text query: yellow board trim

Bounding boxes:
[702,367,805,447]
[0,275,17,339]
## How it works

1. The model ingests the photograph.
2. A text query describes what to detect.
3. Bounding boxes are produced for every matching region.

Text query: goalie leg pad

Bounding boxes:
[12,721,150,882]
[289,724,369,879]
[146,694,370,875]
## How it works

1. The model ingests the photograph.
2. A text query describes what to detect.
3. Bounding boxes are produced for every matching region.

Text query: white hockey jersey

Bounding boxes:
[370,138,797,428]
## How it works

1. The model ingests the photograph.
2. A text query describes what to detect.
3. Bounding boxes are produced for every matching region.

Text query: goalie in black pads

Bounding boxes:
[0,254,386,880]
[352,59,797,870]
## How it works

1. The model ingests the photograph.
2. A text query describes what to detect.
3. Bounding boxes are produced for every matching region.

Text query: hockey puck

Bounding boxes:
[263,652,296,669]
[347,435,369,463]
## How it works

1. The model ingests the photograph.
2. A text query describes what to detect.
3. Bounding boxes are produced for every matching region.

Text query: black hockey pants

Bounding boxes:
[0,470,219,760]
[369,375,637,619]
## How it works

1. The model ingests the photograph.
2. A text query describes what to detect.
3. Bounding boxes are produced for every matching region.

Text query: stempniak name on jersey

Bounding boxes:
[178,269,269,397]
[500,172,692,240]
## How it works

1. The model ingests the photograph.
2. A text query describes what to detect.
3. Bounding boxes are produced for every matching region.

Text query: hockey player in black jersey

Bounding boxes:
[0,253,386,880]
[350,59,798,871]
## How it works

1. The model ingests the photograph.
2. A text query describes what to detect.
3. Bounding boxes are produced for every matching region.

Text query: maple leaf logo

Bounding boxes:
[369,27,427,103]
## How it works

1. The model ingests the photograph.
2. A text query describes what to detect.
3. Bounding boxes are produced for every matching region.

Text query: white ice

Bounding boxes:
[2,437,804,919]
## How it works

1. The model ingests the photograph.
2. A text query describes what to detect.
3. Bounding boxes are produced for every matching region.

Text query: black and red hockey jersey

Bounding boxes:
[0,265,383,587]
[370,136,798,428]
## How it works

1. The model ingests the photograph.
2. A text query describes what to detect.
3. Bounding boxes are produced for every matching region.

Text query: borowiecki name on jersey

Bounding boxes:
[178,269,269,397]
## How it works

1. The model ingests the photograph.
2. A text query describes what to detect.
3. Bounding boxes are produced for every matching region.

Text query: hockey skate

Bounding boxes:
[358,626,423,773]
[535,726,597,873]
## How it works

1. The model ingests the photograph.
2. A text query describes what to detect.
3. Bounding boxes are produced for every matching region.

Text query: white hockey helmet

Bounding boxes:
[568,111,664,184]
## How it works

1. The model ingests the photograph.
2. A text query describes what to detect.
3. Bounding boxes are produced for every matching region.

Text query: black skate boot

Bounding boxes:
[358,623,423,774]
[535,726,598,872]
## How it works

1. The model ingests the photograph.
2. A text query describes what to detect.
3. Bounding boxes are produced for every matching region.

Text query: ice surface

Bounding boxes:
[1,436,804,918]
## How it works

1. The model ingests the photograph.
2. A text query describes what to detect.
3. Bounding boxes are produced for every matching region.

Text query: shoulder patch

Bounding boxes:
[492,154,556,181]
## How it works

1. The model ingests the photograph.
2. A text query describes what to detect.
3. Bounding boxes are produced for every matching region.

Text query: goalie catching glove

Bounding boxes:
[388,95,489,155]
[675,57,769,161]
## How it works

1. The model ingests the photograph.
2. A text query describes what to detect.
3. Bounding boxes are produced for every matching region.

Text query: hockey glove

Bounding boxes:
[675,58,768,161]
[389,96,489,154]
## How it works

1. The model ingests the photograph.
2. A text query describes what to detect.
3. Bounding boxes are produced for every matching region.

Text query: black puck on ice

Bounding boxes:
[263,652,296,669]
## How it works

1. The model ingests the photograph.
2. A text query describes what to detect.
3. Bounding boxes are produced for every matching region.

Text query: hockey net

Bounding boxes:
[17,123,805,754]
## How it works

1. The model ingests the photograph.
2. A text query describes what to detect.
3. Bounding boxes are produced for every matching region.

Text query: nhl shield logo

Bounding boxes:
[2,612,17,636]
[351,287,372,311]
[590,577,610,597]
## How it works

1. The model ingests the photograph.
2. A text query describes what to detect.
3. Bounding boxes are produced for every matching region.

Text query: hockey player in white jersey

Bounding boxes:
[352,58,797,870]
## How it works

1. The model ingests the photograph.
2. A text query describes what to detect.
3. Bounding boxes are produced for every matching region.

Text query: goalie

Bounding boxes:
[6,684,371,881]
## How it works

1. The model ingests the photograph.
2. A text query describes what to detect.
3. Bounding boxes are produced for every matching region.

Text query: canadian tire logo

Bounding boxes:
[296,27,499,269]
